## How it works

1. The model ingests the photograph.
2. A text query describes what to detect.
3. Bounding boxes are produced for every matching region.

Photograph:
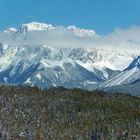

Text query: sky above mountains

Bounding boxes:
[0,0,140,34]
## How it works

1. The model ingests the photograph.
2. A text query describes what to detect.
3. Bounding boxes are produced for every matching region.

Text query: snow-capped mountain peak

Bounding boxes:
[22,22,54,31]
[3,22,98,38]
[18,22,55,34]
[68,25,97,37]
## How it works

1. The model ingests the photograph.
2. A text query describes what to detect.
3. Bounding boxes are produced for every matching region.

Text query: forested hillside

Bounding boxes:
[0,85,140,140]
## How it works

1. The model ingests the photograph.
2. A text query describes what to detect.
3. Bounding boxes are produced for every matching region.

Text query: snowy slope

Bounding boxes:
[98,56,140,90]
[103,81,140,96]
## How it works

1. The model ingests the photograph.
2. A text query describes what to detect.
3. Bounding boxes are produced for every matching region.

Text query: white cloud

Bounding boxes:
[0,22,140,53]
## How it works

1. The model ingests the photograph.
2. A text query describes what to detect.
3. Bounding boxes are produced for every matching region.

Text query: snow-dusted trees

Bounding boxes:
[0,85,140,139]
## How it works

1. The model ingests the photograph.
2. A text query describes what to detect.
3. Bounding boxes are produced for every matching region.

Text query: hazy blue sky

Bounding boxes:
[0,0,140,34]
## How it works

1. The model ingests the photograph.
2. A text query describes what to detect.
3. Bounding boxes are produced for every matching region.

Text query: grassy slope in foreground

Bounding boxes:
[0,85,140,139]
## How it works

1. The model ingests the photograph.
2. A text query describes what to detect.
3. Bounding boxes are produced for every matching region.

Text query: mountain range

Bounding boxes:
[0,22,140,95]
